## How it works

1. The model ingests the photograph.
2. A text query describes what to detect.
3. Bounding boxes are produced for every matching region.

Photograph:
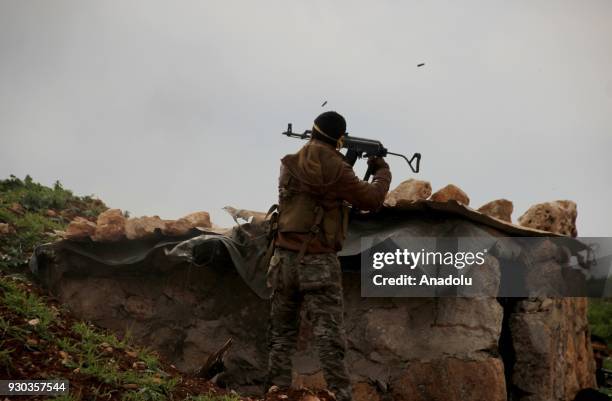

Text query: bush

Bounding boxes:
[0,175,107,271]
[588,299,612,346]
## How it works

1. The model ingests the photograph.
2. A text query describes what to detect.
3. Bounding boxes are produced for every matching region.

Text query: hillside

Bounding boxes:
[0,176,334,401]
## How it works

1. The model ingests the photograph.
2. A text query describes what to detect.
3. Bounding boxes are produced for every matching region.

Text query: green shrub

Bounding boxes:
[588,299,612,346]
[0,175,107,271]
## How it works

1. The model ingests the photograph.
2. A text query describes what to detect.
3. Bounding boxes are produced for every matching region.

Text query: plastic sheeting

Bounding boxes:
[30,200,585,300]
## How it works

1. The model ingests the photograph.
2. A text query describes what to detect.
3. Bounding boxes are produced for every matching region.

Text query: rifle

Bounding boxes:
[282,123,421,181]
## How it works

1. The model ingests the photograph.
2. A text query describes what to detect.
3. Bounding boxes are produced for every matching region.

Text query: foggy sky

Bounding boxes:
[1,0,611,234]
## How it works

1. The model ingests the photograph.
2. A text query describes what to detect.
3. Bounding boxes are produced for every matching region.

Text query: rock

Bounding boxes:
[352,382,381,401]
[292,370,326,391]
[301,395,321,401]
[9,202,24,215]
[430,184,470,205]
[384,179,432,207]
[92,209,126,242]
[391,357,506,401]
[182,211,212,228]
[65,217,96,240]
[518,200,577,236]
[162,211,212,236]
[45,209,58,217]
[162,218,192,236]
[0,223,12,236]
[124,296,155,320]
[510,298,596,401]
[477,199,513,222]
[357,297,502,363]
[125,216,165,240]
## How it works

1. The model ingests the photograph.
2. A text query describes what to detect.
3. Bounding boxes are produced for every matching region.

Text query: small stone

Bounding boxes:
[123,383,139,390]
[27,318,40,326]
[162,211,212,236]
[385,179,432,207]
[92,209,126,242]
[430,184,470,205]
[267,385,280,393]
[518,200,577,236]
[9,203,24,215]
[162,218,192,236]
[132,361,146,370]
[125,216,166,240]
[0,223,12,236]
[477,199,513,222]
[26,337,39,346]
[125,350,138,358]
[182,211,212,228]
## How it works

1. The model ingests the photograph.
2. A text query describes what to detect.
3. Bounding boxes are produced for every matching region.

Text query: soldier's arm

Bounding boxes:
[335,159,391,211]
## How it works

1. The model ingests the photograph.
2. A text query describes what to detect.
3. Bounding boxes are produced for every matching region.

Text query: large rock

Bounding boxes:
[384,179,432,207]
[92,209,126,242]
[518,200,577,236]
[65,217,97,240]
[391,357,506,401]
[510,298,596,401]
[478,199,513,222]
[125,216,166,240]
[430,184,470,205]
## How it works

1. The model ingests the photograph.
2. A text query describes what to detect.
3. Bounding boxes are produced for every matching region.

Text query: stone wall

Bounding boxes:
[37,240,595,400]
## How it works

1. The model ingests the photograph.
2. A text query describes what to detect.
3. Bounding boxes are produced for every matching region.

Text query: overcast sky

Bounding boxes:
[1,0,611,234]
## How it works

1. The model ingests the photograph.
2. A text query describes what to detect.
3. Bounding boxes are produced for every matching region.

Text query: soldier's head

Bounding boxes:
[312,111,346,149]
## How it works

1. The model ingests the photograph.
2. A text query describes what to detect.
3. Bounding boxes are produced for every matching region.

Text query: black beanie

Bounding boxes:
[313,111,346,144]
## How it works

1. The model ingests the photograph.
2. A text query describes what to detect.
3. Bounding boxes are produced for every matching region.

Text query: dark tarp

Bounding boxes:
[30,200,585,300]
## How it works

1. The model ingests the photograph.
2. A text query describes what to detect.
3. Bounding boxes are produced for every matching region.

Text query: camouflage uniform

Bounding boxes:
[267,126,391,401]
[267,248,352,401]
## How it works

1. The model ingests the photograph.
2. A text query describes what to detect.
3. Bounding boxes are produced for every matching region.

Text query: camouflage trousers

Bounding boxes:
[266,248,352,401]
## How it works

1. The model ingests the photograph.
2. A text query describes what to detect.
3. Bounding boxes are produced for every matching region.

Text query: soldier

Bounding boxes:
[266,111,391,401]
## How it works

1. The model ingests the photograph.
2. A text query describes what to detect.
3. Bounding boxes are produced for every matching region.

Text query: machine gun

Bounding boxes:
[282,123,421,181]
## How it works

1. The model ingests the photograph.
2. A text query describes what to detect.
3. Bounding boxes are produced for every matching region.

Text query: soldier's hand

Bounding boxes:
[367,156,389,173]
